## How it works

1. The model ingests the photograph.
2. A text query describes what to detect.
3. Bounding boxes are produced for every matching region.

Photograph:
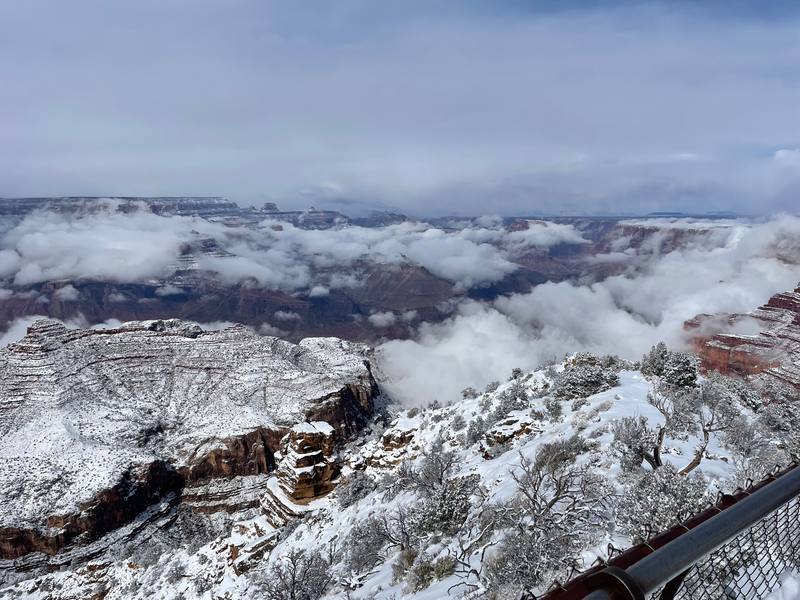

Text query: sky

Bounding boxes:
[2,1,800,216]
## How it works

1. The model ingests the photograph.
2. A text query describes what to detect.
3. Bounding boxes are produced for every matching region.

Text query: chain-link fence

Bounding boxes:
[653,495,800,600]
[540,464,800,600]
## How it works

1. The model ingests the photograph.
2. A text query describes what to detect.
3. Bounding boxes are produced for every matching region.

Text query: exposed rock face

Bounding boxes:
[687,285,800,396]
[481,413,543,457]
[259,422,340,526]
[0,319,378,560]
[275,422,338,503]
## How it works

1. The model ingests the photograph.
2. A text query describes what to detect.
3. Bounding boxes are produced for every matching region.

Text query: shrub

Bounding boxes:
[617,464,707,543]
[258,549,332,600]
[391,549,418,584]
[433,555,456,579]
[337,471,376,508]
[466,417,488,445]
[451,413,466,430]
[461,387,479,399]
[345,517,392,572]
[544,397,563,422]
[662,352,698,388]
[413,474,480,535]
[553,354,619,400]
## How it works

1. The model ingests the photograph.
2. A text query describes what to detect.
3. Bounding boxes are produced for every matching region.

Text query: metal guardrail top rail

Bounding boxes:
[539,463,800,600]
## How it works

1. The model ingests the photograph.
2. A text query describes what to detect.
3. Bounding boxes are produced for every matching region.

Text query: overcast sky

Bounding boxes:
[2,1,800,216]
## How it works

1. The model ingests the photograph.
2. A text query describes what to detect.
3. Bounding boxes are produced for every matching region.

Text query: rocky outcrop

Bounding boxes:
[481,413,543,456]
[259,422,339,526]
[0,461,182,559]
[0,319,378,560]
[275,422,338,502]
[687,285,800,397]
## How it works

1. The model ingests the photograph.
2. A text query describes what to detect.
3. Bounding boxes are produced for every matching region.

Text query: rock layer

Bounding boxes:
[687,285,800,396]
[0,319,377,559]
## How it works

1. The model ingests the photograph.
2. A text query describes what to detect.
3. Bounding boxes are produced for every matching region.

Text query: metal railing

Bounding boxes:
[540,464,800,600]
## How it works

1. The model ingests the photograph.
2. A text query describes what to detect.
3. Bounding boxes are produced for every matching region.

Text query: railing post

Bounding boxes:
[584,566,646,600]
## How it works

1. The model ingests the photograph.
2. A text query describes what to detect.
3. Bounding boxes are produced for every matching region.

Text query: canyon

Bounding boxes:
[0,319,378,565]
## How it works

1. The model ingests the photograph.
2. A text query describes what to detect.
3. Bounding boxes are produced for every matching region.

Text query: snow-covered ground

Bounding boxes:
[0,354,787,599]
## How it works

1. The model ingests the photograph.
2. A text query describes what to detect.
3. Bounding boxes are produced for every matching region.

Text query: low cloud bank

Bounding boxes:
[379,216,800,405]
[0,209,585,293]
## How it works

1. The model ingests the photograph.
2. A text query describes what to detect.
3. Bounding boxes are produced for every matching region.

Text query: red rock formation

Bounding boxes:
[275,422,338,503]
[687,285,800,396]
[259,422,340,526]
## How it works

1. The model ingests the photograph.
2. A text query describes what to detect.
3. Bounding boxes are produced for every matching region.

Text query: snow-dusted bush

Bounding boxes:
[617,464,707,543]
[466,416,488,445]
[758,401,800,461]
[491,382,530,420]
[257,549,332,600]
[406,552,436,592]
[640,342,669,376]
[612,416,658,473]
[413,474,480,536]
[571,397,589,412]
[484,380,500,394]
[640,342,698,388]
[451,413,467,431]
[411,440,458,496]
[483,436,610,595]
[345,516,395,573]
[461,386,479,400]
[662,351,698,388]
[391,548,418,584]
[614,378,746,475]
[553,353,620,400]
[544,396,563,422]
[403,553,456,592]
[380,461,417,499]
[337,471,377,508]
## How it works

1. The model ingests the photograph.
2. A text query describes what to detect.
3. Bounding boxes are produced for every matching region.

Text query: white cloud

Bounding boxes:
[259,323,288,337]
[53,284,80,301]
[400,310,418,322]
[273,310,301,321]
[378,302,543,406]
[0,315,46,347]
[0,209,587,295]
[0,210,200,286]
[774,148,800,168]
[368,311,396,328]
[378,215,800,406]
[503,221,588,252]
[154,284,186,297]
[308,285,330,298]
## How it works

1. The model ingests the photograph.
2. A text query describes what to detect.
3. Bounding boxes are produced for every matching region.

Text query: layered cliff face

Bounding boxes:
[687,285,800,397]
[0,319,377,561]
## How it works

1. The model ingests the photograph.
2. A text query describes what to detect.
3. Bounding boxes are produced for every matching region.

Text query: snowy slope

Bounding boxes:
[0,318,375,532]
[0,354,767,600]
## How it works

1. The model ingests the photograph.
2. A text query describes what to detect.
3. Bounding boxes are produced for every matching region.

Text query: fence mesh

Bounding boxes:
[653,495,800,600]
